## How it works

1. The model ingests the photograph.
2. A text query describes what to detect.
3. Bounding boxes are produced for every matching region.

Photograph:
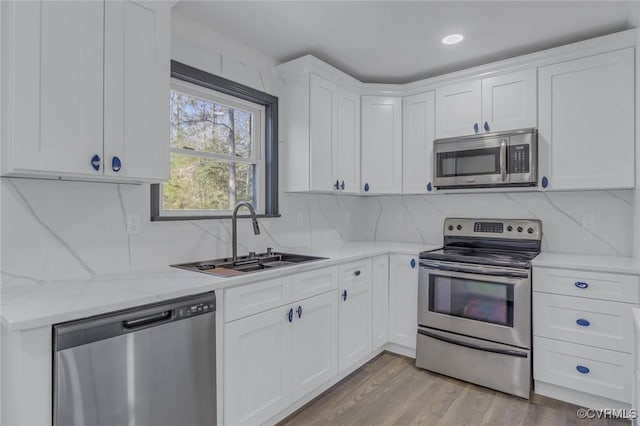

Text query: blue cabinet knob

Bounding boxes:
[541,176,549,188]
[410,258,416,269]
[90,154,101,171]
[287,308,293,323]
[297,305,302,319]
[576,365,590,374]
[340,180,345,190]
[334,180,340,190]
[574,281,589,289]
[342,289,348,301]
[576,318,590,327]
[364,183,370,192]
[426,182,432,192]
[484,121,490,131]
[473,123,479,133]
[112,156,122,172]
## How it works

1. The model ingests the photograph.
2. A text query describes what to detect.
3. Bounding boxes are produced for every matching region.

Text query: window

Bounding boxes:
[152,61,279,220]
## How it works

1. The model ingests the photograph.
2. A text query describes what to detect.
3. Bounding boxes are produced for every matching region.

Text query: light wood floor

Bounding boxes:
[279,352,630,426]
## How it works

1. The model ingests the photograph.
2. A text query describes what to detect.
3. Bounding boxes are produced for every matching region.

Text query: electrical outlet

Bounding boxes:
[126,214,141,234]
[582,213,596,230]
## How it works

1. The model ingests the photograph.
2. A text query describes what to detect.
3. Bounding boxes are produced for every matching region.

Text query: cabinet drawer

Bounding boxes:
[225,276,293,322]
[339,260,371,285]
[533,293,634,353]
[291,267,338,301]
[533,336,632,403]
[533,267,639,303]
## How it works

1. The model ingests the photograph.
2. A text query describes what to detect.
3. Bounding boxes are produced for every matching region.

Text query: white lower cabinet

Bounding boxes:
[388,254,419,349]
[338,261,373,373]
[533,265,639,408]
[224,305,292,425]
[372,255,390,349]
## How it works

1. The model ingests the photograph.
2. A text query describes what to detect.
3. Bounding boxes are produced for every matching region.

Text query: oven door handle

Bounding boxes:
[418,329,528,358]
[420,261,529,278]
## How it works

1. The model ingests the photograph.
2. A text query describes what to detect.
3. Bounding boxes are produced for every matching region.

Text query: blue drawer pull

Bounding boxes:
[364,183,370,192]
[576,318,590,327]
[483,121,490,131]
[340,180,345,190]
[287,308,293,323]
[576,365,590,374]
[111,156,122,172]
[342,289,348,301]
[541,176,549,188]
[297,305,302,319]
[410,259,416,269]
[473,123,479,133]
[90,154,101,171]
[334,180,340,190]
[574,281,589,289]
[426,182,432,192]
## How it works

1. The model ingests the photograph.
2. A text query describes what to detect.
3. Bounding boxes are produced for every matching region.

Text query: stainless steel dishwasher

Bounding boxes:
[53,292,216,426]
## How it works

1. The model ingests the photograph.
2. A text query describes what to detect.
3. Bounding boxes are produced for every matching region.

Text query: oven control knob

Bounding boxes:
[507,225,513,232]
[456,224,462,231]
[527,227,534,234]
[517,226,523,233]
[448,225,454,231]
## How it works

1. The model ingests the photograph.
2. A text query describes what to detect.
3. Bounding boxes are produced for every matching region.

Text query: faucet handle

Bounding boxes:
[249,251,256,259]
[266,247,273,255]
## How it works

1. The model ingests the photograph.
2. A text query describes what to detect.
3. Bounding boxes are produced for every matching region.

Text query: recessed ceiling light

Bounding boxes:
[442,34,464,45]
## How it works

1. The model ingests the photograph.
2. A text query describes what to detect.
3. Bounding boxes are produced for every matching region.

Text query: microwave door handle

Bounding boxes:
[500,138,507,182]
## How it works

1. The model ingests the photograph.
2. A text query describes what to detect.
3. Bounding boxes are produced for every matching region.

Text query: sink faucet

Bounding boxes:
[232,201,261,263]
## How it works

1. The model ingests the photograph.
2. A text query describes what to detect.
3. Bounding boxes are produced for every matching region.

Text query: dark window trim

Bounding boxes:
[151,60,279,221]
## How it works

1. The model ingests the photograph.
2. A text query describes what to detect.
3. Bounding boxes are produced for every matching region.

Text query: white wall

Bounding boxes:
[0,11,359,285]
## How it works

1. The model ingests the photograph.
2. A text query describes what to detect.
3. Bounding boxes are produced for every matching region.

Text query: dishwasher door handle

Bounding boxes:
[122,310,172,330]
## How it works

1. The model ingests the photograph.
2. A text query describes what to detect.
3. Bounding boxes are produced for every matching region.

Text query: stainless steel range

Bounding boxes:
[416,218,542,399]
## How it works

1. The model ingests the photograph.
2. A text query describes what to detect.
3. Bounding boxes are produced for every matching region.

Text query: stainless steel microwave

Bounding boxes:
[433,128,537,189]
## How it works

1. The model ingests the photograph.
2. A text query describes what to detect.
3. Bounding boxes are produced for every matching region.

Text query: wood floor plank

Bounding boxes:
[278,352,631,426]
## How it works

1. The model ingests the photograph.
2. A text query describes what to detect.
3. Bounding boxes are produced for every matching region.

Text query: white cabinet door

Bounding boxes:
[435,80,481,139]
[3,1,104,177]
[402,91,435,194]
[224,306,292,425]
[361,96,402,194]
[481,69,536,133]
[104,0,170,181]
[372,255,390,349]
[291,292,338,399]
[309,74,337,192]
[538,48,635,190]
[338,279,373,372]
[336,88,360,193]
[389,254,419,349]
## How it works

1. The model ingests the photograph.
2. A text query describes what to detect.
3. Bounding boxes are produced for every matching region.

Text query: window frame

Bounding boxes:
[151,60,279,221]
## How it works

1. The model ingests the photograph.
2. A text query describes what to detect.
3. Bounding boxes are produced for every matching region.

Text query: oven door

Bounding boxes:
[418,262,531,349]
[433,136,506,188]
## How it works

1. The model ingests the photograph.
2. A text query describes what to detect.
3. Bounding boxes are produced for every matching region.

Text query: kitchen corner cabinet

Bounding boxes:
[283,72,360,193]
[361,96,402,194]
[435,69,536,139]
[402,91,435,194]
[338,260,373,372]
[1,0,170,182]
[372,255,390,349]
[388,254,419,349]
[538,48,634,191]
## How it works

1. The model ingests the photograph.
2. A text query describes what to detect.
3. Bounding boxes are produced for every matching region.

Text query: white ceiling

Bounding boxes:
[172,1,636,84]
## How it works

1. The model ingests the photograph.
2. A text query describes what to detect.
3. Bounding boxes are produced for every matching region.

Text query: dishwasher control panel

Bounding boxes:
[177,302,215,318]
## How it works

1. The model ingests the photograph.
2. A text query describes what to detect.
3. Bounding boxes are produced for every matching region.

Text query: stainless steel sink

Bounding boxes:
[171,250,327,277]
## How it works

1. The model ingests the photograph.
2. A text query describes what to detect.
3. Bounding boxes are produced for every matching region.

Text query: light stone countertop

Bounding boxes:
[1,242,436,331]
[532,252,640,274]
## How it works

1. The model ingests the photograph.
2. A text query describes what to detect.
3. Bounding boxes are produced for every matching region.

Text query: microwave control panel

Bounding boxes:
[508,145,530,174]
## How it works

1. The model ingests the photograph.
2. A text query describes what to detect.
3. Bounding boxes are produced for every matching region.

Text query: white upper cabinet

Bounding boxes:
[103,1,170,181]
[309,74,338,192]
[1,0,170,182]
[481,69,537,133]
[282,70,360,193]
[435,80,481,139]
[435,69,536,139]
[361,96,402,194]
[402,91,435,194]
[538,48,635,191]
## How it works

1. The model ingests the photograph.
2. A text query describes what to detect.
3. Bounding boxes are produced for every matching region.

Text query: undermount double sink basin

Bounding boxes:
[172,251,327,277]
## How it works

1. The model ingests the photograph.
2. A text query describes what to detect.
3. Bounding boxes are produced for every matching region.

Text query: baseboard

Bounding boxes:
[383,342,416,359]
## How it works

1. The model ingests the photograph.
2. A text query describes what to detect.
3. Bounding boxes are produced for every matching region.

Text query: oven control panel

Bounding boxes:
[444,218,542,240]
